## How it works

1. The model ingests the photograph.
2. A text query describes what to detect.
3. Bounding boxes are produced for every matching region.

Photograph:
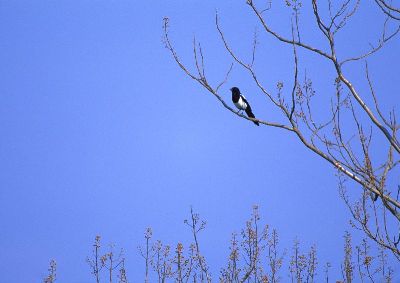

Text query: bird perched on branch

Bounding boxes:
[230,87,259,126]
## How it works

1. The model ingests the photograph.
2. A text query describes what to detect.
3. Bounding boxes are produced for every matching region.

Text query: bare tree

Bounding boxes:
[44,207,395,282]
[139,228,153,283]
[163,0,400,257]
[118,259,128,283]
[341,232,354,283]
[87,235,126,283]
[184,207,211,283]
[138,209,212,283]
[87,235,104,283]
[102,244,125,283]
[43,259,57,283]
[220,205,267,282]
[138,206,394,282]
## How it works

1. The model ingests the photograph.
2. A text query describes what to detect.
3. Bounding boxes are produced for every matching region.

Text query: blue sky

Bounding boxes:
[1,1,399,282]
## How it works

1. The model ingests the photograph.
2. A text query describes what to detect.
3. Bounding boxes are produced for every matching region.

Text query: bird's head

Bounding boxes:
[230,87,240,94]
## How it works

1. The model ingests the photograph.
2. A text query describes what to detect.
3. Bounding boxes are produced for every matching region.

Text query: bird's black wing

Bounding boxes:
[241,95,259,126]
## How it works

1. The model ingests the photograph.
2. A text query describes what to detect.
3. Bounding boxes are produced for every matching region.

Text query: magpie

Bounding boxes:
[372,192,379,202]
[230,87,259,126]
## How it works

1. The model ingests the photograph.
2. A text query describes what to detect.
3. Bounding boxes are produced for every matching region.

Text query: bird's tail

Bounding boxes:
[245,108,259,126]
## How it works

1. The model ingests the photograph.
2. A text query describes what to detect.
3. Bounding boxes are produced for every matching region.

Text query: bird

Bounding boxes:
[230,87,259,126]
[372,192,379,202]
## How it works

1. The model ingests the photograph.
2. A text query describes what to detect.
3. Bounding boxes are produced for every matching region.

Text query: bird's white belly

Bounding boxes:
[234,98,247,110]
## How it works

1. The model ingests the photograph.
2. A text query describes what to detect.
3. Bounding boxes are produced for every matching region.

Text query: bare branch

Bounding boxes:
[374,0,400,20]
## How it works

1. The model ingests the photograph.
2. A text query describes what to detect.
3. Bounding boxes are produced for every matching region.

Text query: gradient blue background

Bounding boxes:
[1,1,399,282]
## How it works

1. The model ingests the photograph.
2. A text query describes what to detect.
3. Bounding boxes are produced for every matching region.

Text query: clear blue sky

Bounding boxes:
[1,1,399,282]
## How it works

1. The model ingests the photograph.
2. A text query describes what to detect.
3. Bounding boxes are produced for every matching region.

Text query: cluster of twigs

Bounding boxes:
[43,259,57,283]
[139,208,212,283]
[86,235,127,283]
[43,206,395,282]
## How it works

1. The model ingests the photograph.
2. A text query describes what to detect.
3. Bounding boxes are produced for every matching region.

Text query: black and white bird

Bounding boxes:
[230,87,259,126]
